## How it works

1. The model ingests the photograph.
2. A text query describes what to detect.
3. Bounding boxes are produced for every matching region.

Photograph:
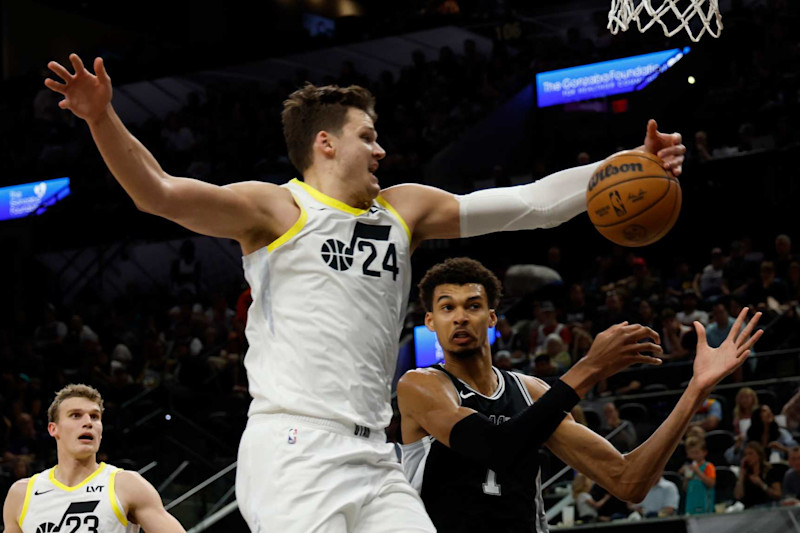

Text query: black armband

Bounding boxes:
[448,379,580,470]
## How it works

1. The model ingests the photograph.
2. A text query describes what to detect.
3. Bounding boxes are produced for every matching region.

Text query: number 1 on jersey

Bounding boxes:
[482,468,502,496]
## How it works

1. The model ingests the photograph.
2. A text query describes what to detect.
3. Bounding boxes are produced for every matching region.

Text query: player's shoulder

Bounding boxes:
[224,180,292,202]
[512,372,551,400]
[114,469,150,490]
[397,367,452,397]
[3,477,29,512]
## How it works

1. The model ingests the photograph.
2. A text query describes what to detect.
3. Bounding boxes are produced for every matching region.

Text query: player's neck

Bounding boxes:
[54,453,100,487]
[303,169,370,209]
[443,349,497,396]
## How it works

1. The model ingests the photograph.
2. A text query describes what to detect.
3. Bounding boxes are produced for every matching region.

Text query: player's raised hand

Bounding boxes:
[692,307,762,392]
[44,54,112,124]
[582,322,662,375]
[642,119,685,176]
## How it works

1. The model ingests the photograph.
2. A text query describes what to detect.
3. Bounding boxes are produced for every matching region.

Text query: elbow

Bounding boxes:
[623,487,650,504]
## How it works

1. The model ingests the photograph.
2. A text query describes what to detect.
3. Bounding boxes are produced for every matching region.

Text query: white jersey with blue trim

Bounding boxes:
[18,462,139,533]
[243,178,412,430]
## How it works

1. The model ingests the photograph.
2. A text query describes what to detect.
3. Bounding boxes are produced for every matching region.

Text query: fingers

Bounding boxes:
[58,100,69,109]
[739,329,763,355]
[647,119,658,137]
[47,61,73,82]
[735,311,762,345]
[44,78,67,95]
[620,323,661,344]
[630,355,663,366]
[94,57,110,82]
[693,320,707,348]
[727,307,749,343]
[69,53,85,74]
[621,341,663,356]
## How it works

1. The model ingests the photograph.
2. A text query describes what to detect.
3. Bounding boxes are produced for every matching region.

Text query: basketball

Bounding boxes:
[586,150,682,247]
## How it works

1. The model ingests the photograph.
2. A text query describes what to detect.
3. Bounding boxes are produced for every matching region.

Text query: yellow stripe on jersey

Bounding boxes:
[376,196,411,242]
[49,462,107,492]
[291,178,368,216]
[268,191,308,253]
[108,468,129,526]
[18,473,39,527]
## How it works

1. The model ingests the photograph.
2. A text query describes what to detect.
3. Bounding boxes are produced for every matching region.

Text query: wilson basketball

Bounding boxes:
[586,150,681,247]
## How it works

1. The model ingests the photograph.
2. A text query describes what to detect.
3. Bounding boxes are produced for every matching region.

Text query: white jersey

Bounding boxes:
[18,462,139,533]
[243,179,412,429]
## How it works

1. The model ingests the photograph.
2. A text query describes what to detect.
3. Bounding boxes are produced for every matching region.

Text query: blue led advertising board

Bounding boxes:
[414,325,498,367]
[535,47,690,108]
[0,178,71,221]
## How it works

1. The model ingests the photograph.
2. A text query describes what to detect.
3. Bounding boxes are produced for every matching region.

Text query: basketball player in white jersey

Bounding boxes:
[42,54,685,531]
[2,384,186,533]
[398,258,762,533]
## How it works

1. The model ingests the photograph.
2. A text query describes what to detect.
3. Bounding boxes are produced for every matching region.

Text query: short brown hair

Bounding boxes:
[48,384,104,423]
[685,436,707,451]
[281,83,377,173]
[418,257,503,312]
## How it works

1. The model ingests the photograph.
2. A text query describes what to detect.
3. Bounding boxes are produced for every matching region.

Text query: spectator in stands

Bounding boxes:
[691,130,713,163]
[572,473,610,523]
[772,234,796,281]
[706,301,736,348]
[628,476,680,518]
[665,260,695,305]
[676,289,709,327]
[33,303,67,351]
[724,241,751,296]
[616,257,662,304]
[492,350,513,371]
[529,301,570,355]
[542,333,571,372]
[747,261,788,307]
[492,317,526,369]
[692,398,722,432]
[171,240,201,296]
[694,247,727,300]
[735,441,783,507]
[635,299,658,330]
[733,387,759,437]
[600,402,637,453]
[592,291,628,336]
[530,354,559,379]
[782,386,800,431]
[787,261,800,303]
[681,436,716,515]
[747,405,798,462]
[564,284,594,333]
[781,446,800,501]
[661,308,692,360]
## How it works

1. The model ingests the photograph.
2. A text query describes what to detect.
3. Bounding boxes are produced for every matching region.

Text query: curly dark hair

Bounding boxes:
[418,257,502,312]
[282,83,377,173]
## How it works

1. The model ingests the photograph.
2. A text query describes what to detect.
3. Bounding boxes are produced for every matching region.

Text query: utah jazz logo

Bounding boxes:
[37,501,100,533]
[610,190,627,216]
[320,222,399,280]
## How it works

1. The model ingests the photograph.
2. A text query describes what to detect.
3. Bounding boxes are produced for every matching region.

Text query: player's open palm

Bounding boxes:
[692,307,762,392]
[44,54,112,123]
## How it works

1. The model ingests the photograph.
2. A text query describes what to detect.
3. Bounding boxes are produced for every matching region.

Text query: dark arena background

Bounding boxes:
[2,0,800,531]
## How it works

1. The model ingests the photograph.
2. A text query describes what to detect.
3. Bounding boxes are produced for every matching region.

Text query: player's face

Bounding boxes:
[48,397,103,459]
[426,283,497,358]
[332,108,386,206]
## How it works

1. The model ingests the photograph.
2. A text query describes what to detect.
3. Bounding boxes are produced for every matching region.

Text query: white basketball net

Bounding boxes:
[608,0,723,42]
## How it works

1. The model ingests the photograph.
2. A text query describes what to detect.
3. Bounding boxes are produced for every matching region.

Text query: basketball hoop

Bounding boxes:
[608,0,723,42]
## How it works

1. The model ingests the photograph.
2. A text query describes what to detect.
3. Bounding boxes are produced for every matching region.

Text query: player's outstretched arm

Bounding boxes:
[381,119,685,244]
[116,471,187,533]
[2,479,27,533]
[44,54,291,250]
[540,308,761,502]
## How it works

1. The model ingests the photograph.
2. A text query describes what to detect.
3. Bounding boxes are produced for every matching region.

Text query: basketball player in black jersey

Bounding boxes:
[398,258,762,533]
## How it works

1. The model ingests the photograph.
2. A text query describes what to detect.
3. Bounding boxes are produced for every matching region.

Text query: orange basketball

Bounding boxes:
[586,150,681,247]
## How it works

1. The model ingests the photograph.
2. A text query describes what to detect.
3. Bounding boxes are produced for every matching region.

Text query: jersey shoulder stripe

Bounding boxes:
[267,189,308,253]
[108,468,128,526]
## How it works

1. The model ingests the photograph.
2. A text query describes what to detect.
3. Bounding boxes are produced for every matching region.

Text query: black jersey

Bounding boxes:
[402,364,548,533]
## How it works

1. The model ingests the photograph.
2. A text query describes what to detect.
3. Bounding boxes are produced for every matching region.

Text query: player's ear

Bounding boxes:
[315,130,336,159]
[489,310,498,328]
[425,312,435,331]
[48,422,57,438]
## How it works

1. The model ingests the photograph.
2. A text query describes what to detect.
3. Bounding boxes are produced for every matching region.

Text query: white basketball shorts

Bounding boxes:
[236,413,435,532]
